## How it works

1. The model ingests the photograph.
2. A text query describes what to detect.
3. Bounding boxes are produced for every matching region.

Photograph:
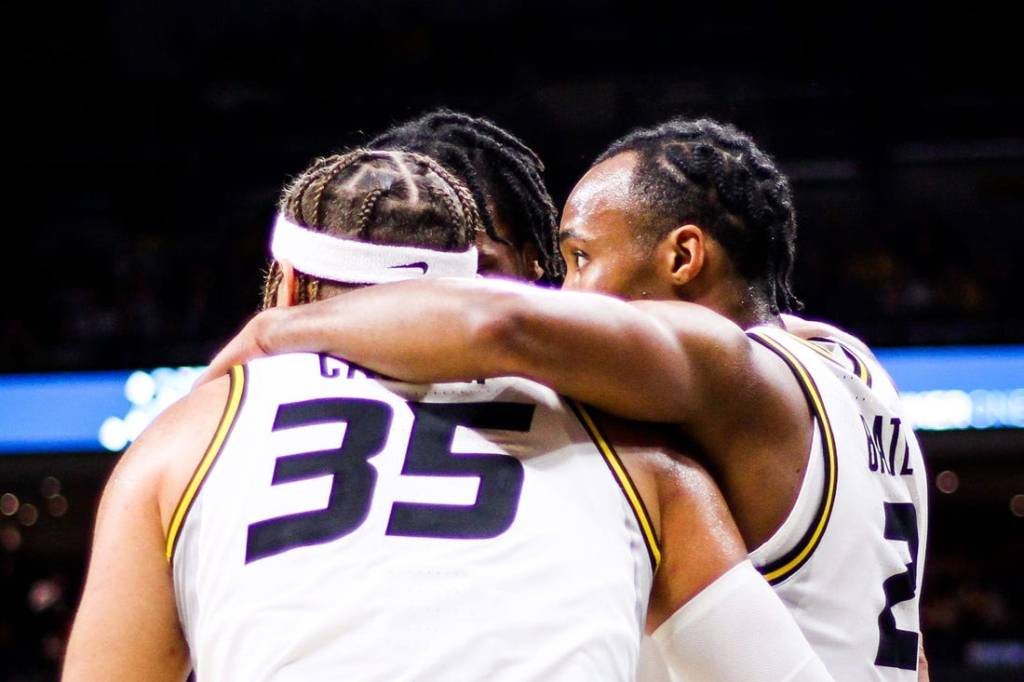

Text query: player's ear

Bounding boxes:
[275,260,299,308]
[518,242,545,282]
[664,224,705,287]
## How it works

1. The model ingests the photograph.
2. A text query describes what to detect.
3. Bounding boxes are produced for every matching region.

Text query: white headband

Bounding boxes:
[270,214,478,283]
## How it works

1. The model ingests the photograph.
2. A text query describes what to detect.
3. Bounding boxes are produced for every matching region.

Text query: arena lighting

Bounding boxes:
[0,346,1021,453]
[0,366,204,453]
[875,346,1024,431]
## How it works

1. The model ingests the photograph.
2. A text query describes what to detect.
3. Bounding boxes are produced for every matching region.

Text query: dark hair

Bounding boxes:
[596,117,801,313]
[262,149,482,308]
[368,109,565,283]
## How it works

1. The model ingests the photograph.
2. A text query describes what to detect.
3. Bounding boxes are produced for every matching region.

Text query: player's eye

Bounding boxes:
[572,249,590,270]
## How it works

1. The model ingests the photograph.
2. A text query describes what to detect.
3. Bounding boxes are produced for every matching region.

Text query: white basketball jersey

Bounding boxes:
[168,353,658,682]
[746,327,929,680]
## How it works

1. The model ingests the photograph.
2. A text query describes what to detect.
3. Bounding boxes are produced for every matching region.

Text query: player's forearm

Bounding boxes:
[258,279,523,382]
[257,278,695,421]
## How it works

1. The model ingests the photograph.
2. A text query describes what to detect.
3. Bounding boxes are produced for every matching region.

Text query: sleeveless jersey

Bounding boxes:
[168,352,658,682]
[746,326,929,680]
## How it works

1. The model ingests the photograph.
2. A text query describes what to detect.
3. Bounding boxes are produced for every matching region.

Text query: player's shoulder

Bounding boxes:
[774,317,906,404]
[97,370,238,538]
[142,368,237,528]
[778,314,878,364]
[132,370,235,473]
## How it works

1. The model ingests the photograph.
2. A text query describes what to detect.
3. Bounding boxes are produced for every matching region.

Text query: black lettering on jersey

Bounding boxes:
[862,416,880,472]
[348,364,380,380]
[246,398,393,563]
[875,502,920,670]
[386,402,533,539]
[319,354,343,378]
[873,416,890,474]
[317,353,381,380]
[864,415,909,478]
[886,418,903,475]
[246,398,533,564]
[899,442,914,476]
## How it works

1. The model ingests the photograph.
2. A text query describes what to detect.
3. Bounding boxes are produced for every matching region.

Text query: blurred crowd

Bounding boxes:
[6,185,1022,375]
[0,555,78,681]
[799,215,1022,347]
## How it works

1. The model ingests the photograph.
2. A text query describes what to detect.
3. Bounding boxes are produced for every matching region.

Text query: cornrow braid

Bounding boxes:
[285,153,348,224]
[355,187,387,237]
[411,151,484,234]
[596,117,801,314]
[282,150,365,226]
[308,153,367,228]
[368,109,564,283]
[261,149,482,309]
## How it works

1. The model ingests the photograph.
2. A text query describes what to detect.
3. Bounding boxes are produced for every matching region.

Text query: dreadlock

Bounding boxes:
[262,149,482,309]
[368,109,565,283]
[596,117,801,314]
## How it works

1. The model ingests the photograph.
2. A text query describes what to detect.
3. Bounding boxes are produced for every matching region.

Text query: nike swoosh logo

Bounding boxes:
[389,262,429,274]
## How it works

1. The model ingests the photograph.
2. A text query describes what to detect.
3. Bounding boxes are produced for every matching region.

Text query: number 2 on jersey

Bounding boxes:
[875,502,920,670]
[245,398,534,563]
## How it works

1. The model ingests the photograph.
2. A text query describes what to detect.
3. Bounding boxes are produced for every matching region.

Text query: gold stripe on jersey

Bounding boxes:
[165,364,247,562]
[785,331,873,387]
[748,331,838,585]
[567,399,661,571]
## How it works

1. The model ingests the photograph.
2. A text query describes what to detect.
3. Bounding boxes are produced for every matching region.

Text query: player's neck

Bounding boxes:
[693,283,778,330]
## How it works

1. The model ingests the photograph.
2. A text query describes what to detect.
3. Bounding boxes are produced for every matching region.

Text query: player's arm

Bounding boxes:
[201,278,779,428]
[648,455,833,681]
[63,376,230,681]
[918,639,930,682]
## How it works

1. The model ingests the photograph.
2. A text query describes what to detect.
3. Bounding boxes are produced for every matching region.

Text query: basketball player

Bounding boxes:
[201,118,930,680]
[362,109,564,284]
[64,149,829,681]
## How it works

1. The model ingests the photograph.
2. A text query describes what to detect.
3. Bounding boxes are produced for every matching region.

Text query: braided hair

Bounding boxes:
[596,118,801,314]
[368,109,565,283]
[262,149,482,309]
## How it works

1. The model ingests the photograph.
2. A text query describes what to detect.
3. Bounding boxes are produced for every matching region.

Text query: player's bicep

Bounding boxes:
[63,446,189,682]
[646,455,748,630]
[499,295,739,423]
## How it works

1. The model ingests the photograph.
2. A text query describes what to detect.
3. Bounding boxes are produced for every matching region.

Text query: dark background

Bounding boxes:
[2,3,1022,680]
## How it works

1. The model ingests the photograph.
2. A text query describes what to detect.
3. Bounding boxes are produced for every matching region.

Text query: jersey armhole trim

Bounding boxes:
[747,331,838,585]
[566,399,661,571]
[165,364,248,562]
[797,332,873,388]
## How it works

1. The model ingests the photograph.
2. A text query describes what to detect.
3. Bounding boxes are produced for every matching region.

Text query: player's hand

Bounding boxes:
[195,311,276,388]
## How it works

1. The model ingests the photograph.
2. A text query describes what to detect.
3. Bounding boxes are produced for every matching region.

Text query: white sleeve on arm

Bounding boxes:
[651,560,834,682]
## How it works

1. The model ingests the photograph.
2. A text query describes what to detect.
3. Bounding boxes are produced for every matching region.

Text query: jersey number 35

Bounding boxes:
[245,398,535,563]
